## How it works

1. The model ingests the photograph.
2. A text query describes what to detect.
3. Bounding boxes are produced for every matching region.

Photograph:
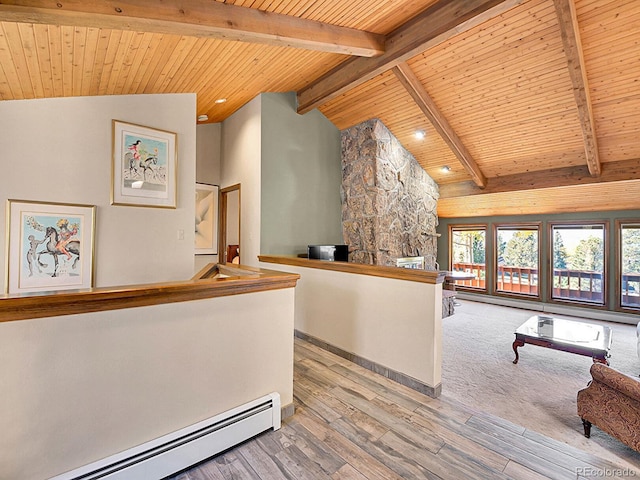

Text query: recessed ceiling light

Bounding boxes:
[197,114,208,122]
[215,98,227,104]
[441,165,451,173]
[414,130,426,140]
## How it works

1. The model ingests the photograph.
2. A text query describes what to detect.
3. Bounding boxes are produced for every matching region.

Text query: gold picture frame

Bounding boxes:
[111,120,177,208]
[5,199,96,294]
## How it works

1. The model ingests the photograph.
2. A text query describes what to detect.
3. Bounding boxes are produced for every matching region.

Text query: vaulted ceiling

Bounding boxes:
[1,0,639,218]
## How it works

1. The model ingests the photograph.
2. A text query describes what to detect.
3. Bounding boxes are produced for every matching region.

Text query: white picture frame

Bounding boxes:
[195,183,219,255]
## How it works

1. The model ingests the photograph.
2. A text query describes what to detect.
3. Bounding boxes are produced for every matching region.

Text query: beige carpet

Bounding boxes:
[441,299,640,472]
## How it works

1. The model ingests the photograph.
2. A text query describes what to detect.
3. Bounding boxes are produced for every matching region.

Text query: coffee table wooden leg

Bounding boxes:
[512,339,524,364]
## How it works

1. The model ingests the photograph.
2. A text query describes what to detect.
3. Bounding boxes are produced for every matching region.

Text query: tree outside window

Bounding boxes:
[502,231,538,268]
[452,230,485,264]
[553,231,568,269]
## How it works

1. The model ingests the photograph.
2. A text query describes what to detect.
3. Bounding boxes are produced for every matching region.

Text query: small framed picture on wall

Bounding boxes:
[112,120,177,208]
[195,183,219,255]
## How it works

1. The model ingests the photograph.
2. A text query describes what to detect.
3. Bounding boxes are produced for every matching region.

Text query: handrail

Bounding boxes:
[259,255,445,284]
[0,263,300,323]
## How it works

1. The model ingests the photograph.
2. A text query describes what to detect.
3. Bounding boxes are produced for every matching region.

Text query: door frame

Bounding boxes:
[218,183,241,264]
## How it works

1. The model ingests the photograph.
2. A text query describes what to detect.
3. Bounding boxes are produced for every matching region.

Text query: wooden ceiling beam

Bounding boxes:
[297,0,524,114]
[393,63,487,188]
[438,158,640,199]
[553,0,601,176]
[0,0,385,57]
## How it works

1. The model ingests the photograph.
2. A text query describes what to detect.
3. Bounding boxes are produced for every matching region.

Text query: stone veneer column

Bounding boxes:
[341,119,440,268]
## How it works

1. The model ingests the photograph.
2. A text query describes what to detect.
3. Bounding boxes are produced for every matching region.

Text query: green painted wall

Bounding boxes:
[437,210,640,314]
[260,92,343,255]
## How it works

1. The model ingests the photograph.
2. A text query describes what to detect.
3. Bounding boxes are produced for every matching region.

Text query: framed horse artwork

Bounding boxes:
[4,200,96,294]
[111,120,177,208]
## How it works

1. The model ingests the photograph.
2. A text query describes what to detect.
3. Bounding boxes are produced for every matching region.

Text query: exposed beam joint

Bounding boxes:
[297,0,524,114]
[0,0,385,57]
[393,63,487,189]
[439,158,640,198]
[553,0,601,176]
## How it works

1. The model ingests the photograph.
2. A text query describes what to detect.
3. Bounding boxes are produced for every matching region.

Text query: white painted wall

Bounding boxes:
[260,262,443,390]
[0,94,196,288]
[260,92,342,255]
[221,96,262,267]
[196,123,222,185]
[195,122,222,270]
[0,94,296,480]
[0,288,295,480]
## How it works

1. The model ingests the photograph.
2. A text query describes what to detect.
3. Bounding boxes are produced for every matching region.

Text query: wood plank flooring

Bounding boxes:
[168,338,638,480]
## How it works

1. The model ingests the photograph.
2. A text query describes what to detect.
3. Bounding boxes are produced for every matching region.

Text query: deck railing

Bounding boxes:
[451,262,486,289]
[498,266,538,295]
[451,262,639,306]
[452,262,537,293]
[551,269,602,303]
[622,272,640,307]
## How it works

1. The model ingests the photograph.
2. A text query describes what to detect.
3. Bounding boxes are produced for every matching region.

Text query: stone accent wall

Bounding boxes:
[442,290,455,318]
[341,119,440,268]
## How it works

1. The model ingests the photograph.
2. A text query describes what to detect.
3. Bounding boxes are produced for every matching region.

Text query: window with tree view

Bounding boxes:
[551,223,606,305]
[495,225,539,296]
[620,222,640,309]
[450,226,486,290]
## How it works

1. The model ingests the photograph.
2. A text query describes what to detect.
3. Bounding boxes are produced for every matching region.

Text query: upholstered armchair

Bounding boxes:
[577,363,640,453]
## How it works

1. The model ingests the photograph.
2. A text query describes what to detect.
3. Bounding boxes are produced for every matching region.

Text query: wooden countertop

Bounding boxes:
[0,264,300,323]
[259,255,445,285]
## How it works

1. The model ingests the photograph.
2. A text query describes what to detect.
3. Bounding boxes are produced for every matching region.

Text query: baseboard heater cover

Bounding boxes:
[50,392,281,480]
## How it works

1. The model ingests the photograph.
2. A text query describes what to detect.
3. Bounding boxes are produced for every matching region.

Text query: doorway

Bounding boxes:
[218,184,241,264]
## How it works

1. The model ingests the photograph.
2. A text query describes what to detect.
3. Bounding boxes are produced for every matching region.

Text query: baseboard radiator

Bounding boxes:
[51,393,281,480]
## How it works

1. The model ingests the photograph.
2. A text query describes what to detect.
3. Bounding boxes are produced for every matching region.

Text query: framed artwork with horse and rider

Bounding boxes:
[111,120,177,208]
[5,199,96,294]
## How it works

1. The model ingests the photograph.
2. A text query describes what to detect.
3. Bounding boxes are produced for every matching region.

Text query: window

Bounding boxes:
[449,225,486,291]
[495,225,540,297]
[550,223,607,306]
[618,221,640,310]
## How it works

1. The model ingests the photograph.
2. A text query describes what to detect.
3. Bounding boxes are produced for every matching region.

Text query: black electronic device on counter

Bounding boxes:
[307,245,349,262]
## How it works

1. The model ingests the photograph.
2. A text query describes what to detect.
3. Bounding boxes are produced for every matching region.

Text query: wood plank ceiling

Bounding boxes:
[0,0,639,218]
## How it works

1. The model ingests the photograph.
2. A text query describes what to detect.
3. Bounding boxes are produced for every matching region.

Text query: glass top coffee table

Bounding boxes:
[513,315,612,365]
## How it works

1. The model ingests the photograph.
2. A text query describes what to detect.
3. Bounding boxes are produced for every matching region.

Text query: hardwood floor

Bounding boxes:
[169,338,637,480]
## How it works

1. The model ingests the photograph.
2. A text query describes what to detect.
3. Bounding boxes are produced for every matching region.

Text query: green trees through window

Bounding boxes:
[500,230,538,268]
[553,231,568,269]
[452,229,485,264]
[550,224,605,305]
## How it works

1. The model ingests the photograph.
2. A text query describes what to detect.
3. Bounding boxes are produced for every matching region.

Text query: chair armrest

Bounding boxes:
[589,363,640,400]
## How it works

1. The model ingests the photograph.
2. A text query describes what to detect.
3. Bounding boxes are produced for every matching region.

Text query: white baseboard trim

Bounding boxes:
[455,292,639,326]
